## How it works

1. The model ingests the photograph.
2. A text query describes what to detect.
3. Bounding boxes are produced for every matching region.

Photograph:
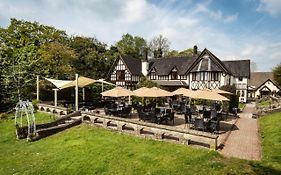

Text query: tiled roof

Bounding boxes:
[148,56,197,75]
[249,72,274,88]
[122,56,143,75]
[223,60,250,78]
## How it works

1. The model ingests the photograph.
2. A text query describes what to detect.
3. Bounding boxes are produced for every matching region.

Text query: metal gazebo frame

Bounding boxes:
[14,100,36,140]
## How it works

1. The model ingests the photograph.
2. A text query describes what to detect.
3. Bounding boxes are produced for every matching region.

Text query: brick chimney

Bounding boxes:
[141,47,149,76]
[193,45,198,55]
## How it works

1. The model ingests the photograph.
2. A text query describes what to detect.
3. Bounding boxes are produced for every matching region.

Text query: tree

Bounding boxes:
[39,42,77,79]
[273,63,281,87]
[70,36,115,79]
[149,34,170,58]
[0,18,69,108]
[115,33,147,58]
[167,46,201,57]
[136,77,159,88]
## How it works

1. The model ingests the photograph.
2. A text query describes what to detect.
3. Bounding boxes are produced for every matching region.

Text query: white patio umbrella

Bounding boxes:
[96,79,116,92]
[212,88,233,95]
[133,87,172,97]
[193,89,229,101]
[101,86,133,97]
[172,88,198,98]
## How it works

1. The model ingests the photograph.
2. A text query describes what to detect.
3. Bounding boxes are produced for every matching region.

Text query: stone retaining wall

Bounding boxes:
[38,103,70,115]
[256,102,281,117]
[82,111,218,150]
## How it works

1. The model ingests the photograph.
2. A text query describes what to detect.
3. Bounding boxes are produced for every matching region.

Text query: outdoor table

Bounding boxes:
[156,107,172,115]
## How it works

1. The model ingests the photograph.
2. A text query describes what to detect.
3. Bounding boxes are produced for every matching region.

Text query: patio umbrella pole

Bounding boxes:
[82,88,85,101]
[102,82,104,92]
[75,73,79,111]
[53,88,58,107]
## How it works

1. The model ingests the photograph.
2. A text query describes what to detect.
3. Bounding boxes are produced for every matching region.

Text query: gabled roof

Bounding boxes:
[249,72,275,89]
[186,48,231,74]
[122,56,142,75]
[148,56,197,75]
[223,60,250,78]
[107,55,143,78]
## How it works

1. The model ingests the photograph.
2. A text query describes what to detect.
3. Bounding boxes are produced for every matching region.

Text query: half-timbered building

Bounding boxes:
[107,56,143,90]
[248,72,280,99]
[107,48,251,102]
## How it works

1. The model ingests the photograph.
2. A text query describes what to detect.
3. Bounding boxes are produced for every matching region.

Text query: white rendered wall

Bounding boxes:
[254,80,280,98]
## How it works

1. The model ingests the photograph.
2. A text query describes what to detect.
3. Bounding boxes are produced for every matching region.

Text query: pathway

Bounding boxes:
[220,102,261,160]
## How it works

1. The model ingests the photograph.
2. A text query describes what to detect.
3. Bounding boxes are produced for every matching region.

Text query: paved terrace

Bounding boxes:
[219,103,261,160]
[94,108,237,149]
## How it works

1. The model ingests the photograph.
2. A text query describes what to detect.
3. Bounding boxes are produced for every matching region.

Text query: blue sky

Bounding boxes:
[1,0,281,71]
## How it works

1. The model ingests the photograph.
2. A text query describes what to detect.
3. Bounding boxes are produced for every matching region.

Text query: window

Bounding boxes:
[170,68,178,80]
[116,70,125,80]
[150,72,156,80]
[192,73,196,81]
[180,75,187,80]
[211,72,219,81]
[171,72,177,80]
[238,77,243,81]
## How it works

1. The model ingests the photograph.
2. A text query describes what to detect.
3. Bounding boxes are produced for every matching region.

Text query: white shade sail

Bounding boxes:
[60,76,96,89]
[96,79,116,86]
[44,78,72,89]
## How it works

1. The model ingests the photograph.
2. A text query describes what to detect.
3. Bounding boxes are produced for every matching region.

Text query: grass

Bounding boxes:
[259,112,281,172]
[0,112,280,174]
[257,100,272,107]
[239,103,246,110]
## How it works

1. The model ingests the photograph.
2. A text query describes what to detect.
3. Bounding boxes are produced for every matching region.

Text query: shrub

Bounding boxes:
[0,113,8,120]
[32,99,40,111]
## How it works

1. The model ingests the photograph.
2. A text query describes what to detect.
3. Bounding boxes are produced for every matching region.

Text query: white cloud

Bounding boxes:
[224,13,238,23]
[0,0,279,71]
[257,0,281,16]
[192,0,238,23]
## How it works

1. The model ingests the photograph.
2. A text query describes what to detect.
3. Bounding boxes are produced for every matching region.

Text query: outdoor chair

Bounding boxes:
[167,112,175,125]
[203,111,211,119]
[210,110,217,119]
[194,118,206,131]
[104,106,110,115]
[148,113,159,124]
[118,106,132,118]
[137,109,148,121]
[208,119,220,133]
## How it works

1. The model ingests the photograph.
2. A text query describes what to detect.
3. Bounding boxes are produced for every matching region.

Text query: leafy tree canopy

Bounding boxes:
[149,34,170,58]
[115,33,147,59]
[273,63,281,87]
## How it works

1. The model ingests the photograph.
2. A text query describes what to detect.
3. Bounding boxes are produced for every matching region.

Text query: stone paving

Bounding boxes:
[219,102,261,160]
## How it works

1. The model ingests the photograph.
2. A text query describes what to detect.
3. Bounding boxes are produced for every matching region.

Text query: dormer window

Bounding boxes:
[171,68,178,80]
[150,69,157,80]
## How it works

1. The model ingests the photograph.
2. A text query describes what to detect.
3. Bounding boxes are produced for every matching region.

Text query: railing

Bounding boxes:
[82,111,218,150]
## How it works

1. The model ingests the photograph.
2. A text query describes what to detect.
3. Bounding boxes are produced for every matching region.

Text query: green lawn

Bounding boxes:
[259,112,281,172]
[239,103,246,110]
[257,100,271,107]
[0,112,280,174]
